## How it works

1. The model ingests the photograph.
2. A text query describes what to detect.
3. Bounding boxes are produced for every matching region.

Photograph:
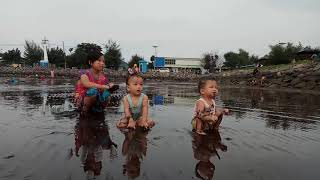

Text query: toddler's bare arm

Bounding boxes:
[123,96,132,122]
[140,95,149,127]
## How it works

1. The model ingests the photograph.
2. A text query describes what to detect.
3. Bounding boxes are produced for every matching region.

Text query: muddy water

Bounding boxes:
[0,78,319,180]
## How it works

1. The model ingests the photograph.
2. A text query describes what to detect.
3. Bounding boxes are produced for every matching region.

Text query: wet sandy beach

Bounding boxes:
[0,77,320,180]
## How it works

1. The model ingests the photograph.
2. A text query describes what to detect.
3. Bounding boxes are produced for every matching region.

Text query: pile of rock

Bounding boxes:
[217,62,320,91]
[1,62,319,91]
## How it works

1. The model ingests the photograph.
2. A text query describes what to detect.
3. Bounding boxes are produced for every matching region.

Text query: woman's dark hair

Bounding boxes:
[126,72,143,85]
[198,76,216,93]
[87,49,103,64]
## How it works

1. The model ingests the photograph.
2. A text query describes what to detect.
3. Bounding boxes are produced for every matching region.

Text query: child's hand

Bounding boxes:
[108,82,114,88]
[224,108,230,115]
[211,115,218,122]
[140,120,149,130]
[127,118,136,129]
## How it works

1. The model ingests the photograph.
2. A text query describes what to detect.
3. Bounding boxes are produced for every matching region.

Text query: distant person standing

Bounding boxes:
[252,62,266,86]
[133,64,140,73]
[253,63,262,76]
[50,69,55,78]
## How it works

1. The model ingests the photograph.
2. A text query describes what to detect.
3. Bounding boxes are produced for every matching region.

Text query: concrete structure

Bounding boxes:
[154,57,204,74]
[39,37,49,68]
[119,60,129,71]
[297,48,320,61]
[138,59,148,73]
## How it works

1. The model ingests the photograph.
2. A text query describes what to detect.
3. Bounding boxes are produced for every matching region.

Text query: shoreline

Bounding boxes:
[1,62,319,93]
[1,76,320,95]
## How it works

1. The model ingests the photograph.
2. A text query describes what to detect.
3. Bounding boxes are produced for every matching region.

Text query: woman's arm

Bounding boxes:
[80,74,110,90]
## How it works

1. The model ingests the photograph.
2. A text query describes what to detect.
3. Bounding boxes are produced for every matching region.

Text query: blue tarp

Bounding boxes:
[153,95,164,105]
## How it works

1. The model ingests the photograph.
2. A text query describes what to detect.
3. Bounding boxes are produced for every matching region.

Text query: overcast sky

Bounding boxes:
[1,0,319,61]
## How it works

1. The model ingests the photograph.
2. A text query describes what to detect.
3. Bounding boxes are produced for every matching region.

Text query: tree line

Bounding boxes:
[202,42,319,72]
[0,40,318,71]
[0,40,130,70]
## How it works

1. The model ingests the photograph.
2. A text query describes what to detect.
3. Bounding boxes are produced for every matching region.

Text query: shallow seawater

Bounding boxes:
[0,78,320,180]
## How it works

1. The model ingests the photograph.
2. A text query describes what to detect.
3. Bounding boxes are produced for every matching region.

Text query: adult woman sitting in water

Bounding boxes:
[74,49,118,113]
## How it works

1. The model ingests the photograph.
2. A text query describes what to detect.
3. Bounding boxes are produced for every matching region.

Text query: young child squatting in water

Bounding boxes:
[116,73,155,129]
[192,77,229,135]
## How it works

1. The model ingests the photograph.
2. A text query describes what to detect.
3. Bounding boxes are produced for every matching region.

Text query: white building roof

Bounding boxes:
[164,57,201,60]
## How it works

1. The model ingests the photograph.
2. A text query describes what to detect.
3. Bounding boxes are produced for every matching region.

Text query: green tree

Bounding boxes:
[238,49,251,65]
[128,54,142,68]
[224,49,253,68]
[201,53,218,73]
[24,40,43,65]
[2,48,22,64]
[249,55,259,64]
[48,47,65,67]
[104,40,123,70]
[268,42,303,65]
[67,43,102,68]
[224,52,239,68]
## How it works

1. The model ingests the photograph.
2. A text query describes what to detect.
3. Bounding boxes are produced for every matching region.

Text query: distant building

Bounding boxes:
[118,60,129,71]
[257,55,269,66]
[297,48,320,60]
[154,57,204,74]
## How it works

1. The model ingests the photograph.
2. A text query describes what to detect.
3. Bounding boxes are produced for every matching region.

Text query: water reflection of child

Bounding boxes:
[121,128,148,179]
[74,112,117,179]
[74,49,119,113]
[192,77,229,135]
[192,130,227,180]
[116,73,155,129]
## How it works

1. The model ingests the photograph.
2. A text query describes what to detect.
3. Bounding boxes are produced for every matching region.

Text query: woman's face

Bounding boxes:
[91,56,105,72]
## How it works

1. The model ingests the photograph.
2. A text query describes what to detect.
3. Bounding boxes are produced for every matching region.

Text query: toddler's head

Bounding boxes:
[198,77,218,98]
[126,73,144,96]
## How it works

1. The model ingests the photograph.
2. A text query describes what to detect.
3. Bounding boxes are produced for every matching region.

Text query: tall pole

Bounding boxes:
[153,45,158,57]
[42,37,49,62]
[62,41,66,69]
[152,45,158,69]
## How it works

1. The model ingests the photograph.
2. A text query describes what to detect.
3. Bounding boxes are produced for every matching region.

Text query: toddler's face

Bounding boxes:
[127,77,143,96]
[202,80,218,98]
